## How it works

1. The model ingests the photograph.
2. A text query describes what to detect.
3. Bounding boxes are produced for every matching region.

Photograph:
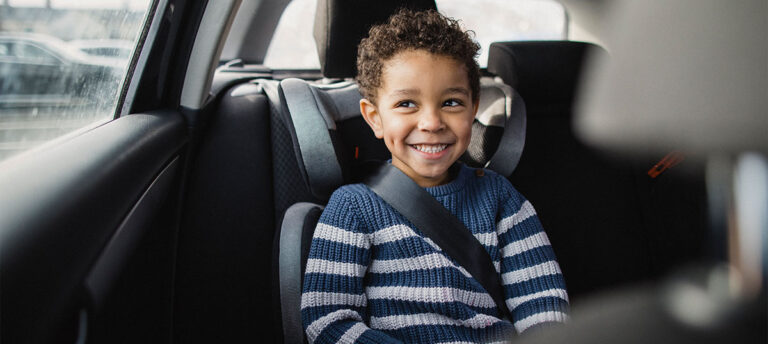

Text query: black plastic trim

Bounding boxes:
[120,0,169,117]
[130,0,211,113]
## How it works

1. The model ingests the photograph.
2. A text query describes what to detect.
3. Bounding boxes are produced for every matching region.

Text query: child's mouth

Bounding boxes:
[411,144,448,154]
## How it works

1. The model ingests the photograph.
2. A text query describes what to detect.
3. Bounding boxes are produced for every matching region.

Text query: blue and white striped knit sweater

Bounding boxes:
[301,164,569,343]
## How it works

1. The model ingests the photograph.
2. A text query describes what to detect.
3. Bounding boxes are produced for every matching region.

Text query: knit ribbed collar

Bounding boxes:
[424,163,472,197]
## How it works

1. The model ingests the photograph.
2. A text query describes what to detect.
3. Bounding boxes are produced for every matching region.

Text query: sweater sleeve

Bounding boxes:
[301,189,403,344]
[495,180,569,334]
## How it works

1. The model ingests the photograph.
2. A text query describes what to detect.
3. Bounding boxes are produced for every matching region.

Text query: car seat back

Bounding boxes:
[488,41,708,297]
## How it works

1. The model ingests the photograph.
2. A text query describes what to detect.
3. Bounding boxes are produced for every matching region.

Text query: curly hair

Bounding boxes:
[356,9,481,104]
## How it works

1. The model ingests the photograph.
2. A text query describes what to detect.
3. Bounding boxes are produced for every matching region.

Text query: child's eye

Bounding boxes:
[443,99,464,107]
[396,101,416,108]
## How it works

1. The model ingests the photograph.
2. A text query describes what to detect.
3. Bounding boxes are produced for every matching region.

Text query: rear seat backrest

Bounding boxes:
[488,41,653,296]
[487,41,708,297]
[174,82,277,343]
[487,41,596,106]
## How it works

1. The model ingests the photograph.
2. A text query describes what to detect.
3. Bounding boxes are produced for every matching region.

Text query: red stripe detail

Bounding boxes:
[648,151,685,178]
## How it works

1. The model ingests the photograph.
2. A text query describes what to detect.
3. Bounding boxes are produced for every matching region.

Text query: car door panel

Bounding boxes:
[85,153,183,343]
[0,111,187,344]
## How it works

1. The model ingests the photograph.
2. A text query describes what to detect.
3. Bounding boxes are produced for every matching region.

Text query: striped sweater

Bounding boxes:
[301,164,569,343]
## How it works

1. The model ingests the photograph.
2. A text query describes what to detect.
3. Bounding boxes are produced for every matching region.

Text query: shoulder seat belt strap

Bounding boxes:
[364,163,512,320]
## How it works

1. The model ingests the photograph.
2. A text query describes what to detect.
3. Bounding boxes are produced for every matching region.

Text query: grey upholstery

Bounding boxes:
[278,202,324,344]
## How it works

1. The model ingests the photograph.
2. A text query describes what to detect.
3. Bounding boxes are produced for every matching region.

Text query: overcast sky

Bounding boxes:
[7,0,150,11]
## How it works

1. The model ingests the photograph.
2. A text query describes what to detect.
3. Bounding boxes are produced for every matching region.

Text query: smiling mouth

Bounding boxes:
[411,144,449,154]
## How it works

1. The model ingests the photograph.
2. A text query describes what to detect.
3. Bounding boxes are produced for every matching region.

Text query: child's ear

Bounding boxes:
[360,98,384,139]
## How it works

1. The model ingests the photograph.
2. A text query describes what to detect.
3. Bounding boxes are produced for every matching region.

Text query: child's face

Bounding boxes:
[360,50,478,187]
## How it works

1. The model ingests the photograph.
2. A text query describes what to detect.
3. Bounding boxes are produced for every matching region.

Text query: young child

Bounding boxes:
[301,9,568,343]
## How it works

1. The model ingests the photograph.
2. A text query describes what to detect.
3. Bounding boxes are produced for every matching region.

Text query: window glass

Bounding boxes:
[0,0,152,163]
[70,39,134,60]
[84,47,127,58]
[436,0,567,66]
[263,0,566,69]
[262,0,319,69]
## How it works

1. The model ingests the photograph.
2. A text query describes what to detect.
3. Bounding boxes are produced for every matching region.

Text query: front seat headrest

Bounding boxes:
[313,0,437,78]
[487,41,606,105]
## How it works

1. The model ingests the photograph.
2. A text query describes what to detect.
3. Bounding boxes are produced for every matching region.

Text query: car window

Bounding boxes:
[437,0,567,66]
[0,0,151,163]
[262,0,319,69]
[263,0,567,69]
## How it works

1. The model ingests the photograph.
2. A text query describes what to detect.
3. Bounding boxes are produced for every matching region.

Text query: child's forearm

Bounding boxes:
[497,198,570,333]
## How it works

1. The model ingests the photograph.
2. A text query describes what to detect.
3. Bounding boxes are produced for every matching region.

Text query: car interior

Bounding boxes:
[0,0,764,343]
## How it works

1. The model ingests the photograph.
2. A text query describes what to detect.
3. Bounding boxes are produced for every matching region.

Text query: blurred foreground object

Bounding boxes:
[576,0,768,156]
[536,0,768,342]
[519,266,766,344]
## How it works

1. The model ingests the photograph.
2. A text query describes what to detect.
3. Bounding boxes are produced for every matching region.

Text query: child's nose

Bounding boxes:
[417,108,445,132]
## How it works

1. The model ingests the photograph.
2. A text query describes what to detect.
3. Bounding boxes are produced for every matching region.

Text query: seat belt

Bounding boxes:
[363,162,513,321]
[487,89,527,177]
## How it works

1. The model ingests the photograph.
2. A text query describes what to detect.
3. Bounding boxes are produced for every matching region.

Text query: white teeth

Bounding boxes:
[413,144,447,153]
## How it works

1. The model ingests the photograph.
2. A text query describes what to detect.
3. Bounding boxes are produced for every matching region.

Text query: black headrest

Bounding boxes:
[487,41,606,105]
[313,0,437,78]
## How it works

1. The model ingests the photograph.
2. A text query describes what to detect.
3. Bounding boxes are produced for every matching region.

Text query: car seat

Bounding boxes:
[266,1,531,342]
[269,70,527,344]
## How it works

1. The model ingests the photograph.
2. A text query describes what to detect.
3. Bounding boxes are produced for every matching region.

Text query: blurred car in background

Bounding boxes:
[0,32,124,108]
